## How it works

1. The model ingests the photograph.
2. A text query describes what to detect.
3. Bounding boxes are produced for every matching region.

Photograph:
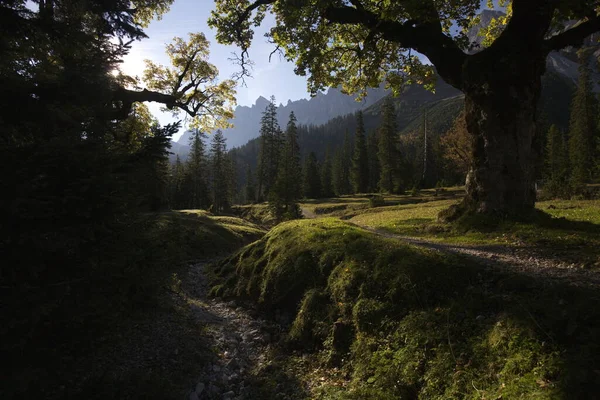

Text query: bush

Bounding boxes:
[368,194,385,207]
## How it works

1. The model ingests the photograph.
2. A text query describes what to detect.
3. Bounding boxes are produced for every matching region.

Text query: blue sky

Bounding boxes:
[122,0,496,138]
[121,0,307,136]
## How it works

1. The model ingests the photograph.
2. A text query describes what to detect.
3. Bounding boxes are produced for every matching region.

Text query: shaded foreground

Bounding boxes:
[2,211,264,399]
[211,218,600,399]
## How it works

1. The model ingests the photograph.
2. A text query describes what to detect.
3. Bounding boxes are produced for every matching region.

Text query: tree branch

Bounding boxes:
[544,16,600,52]
[323,5,466,89]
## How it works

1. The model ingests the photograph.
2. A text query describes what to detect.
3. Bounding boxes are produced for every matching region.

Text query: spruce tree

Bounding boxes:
[350,111,370,193]
[186,129,210,208]
[169,154,186,209]
[378,99,403,193]
[302,152,321,199]
[256,96,282,200]
[210,130,230,213]
[331,148,345,196]
[568,49,597,192]
[545,124,570,198]
[321,149,334,197]
[367,130,381,192]
[245,165,256,204]
[270,112,302,219]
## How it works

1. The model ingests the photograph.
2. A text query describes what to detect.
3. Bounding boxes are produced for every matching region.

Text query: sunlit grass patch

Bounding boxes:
[209,218,600,399]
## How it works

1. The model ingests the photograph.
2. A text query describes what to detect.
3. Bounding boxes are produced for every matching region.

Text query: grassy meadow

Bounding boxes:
[210,217,600,399]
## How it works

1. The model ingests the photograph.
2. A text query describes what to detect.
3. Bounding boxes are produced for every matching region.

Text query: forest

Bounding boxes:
[2,0,600,399]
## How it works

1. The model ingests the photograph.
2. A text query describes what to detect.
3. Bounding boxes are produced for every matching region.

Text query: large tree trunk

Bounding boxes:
[445,48,546,218]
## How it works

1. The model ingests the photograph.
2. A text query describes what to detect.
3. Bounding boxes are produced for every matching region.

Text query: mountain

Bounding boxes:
[171,85,389,157]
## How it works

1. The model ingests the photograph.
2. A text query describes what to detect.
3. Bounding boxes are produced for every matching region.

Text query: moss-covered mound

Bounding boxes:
[211,218,600,399]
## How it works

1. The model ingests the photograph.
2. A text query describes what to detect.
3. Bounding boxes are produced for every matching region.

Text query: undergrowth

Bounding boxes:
[211,218,600,399]
[2,210,264,399]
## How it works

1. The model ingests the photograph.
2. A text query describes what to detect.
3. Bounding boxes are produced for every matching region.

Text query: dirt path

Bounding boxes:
[300,207,316,219]
[358,225,600,288]
[182,261,278,400]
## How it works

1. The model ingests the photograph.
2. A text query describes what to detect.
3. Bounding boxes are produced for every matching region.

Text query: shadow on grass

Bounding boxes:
[211,219,600,398]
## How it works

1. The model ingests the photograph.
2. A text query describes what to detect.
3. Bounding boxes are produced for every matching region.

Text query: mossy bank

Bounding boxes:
[211,218,600,399]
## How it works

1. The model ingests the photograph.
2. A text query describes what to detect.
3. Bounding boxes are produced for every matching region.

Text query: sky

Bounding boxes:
[120,0,308,138]
[121,0,496,140]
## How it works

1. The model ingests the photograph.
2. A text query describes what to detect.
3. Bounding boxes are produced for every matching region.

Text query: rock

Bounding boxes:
[195,382,205,395]
[213,364,221,372]
[209,383,222,396]
[223,390,235,399]
[189,392,200,400]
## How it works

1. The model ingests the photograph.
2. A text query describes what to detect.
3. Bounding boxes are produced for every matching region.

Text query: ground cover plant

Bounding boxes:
[2,211,264,399]
[346,197,600,268]
[210,218,600,399]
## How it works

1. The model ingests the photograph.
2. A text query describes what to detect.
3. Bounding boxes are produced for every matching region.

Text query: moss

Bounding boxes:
[210,218,600,399]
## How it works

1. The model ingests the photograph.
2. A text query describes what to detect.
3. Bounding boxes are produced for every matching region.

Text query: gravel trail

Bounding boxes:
[359,225,600,288]
[183,261,280,400]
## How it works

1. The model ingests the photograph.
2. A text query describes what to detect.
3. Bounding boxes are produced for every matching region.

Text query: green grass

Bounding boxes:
[210,219,600,399]
[346,198,600,267]
[299,187,464,217]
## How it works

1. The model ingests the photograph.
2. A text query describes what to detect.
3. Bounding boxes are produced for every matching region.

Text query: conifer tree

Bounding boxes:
[256,96,282,200]
[302,152,321,199]
[351,111,370,193]
[270,112,302,219]
[169,154,186,209]
[210,130,230,213]
[331,148,345,196]
[545,124,570,198]
[367,131,381,192]
[245,165,256,204]
[186,129,210,208]
[378,99,404,193]
[568,49,598,192]
[321,149,334,197]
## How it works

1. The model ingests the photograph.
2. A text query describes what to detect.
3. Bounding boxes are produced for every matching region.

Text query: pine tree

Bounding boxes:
[331,148,345,196]
[303,152,321,199]
[169,154,186,209]
[350,111,370,193]
[256,96,282,200]
[378,99,404,193]
[210,130,230,213]
[545,124,570,198]
[568,49,597,192]
[320,148,334,197]
[245,165,256,204]
[367,130,381,192]
[270,112,302,219]
[186,129,210,208]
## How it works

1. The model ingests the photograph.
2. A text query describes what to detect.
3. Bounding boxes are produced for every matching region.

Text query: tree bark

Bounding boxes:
[445,47,546,218]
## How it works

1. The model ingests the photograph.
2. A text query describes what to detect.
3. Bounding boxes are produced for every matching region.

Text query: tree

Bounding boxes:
[211,0,600,217]
[210,130,231,213]
[186,130,210,209]
[367,130,381,193]
[302,152,321,199]
[350,111,369,193]
[377,99,403,193]
[568,49,598,192]
[321,149,334,197]
[245,165,256,204]
[169,154,186,208]
[440,111,472,180]
[256,96,283,200]
[270,112,302,219]
[142,33,236,130]
[545,124,570,198]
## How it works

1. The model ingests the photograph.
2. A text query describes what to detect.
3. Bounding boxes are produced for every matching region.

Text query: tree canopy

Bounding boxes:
[209,0,600,95]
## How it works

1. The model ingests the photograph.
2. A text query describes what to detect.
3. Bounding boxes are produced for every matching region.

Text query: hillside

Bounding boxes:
[174,85,389,152]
